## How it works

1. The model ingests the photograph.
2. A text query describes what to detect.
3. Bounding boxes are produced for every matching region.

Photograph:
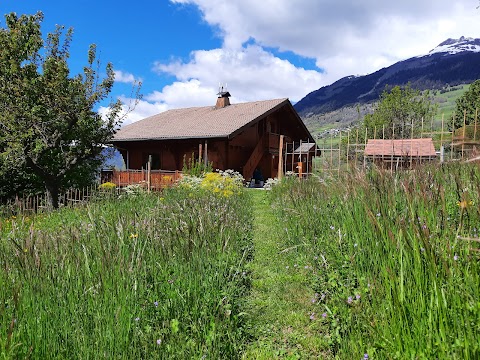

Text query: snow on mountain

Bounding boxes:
[428,36,480,56]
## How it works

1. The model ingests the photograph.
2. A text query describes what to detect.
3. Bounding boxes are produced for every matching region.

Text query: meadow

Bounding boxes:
[1,164,479,359]
[270,163,480,359]
[0,173,253,359]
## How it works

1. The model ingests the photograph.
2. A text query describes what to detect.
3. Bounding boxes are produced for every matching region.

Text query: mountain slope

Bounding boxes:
[295,37,480,118]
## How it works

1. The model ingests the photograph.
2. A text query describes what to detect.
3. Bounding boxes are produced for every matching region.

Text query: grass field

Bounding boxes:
[269,163,480,358]
[1,164,480,359]
[0,177,253,359]
[433,84,470,123]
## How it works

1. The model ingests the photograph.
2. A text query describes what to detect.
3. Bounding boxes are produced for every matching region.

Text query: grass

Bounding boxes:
[270,164,480,358]
[0,183,253,359]
[2,164,480,359]
[433,85,470,123]
[242,190,330,359]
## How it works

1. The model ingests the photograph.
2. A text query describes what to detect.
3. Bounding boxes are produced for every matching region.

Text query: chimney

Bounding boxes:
[215,85,231,109]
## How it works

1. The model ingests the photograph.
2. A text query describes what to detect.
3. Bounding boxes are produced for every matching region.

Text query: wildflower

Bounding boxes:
[376,213,381,217]
[168,279,174,284]
[135,317,140,322]
[130,233,138,239]
[454,254,459,261]
[156,339,162,345]
[330,225,335,230]
[364,354,369,359]
[347,296,353,304]
[294,264,298,268]
[420,247,425,253]
[285,266,289,269]
[457,200,473,209]
[354,243,358,247]
[322,312,327,318]
[310,312,315,320]
[154,301,159,307]
[356,294,361,300]
[314,256,318,260]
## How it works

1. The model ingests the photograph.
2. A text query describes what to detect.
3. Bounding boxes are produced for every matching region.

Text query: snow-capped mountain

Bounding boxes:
[428,36,480,56]
[295,37,480,117]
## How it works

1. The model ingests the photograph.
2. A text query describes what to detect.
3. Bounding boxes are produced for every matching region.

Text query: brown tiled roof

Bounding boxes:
[364,138,437,157]
[113,98,289,141]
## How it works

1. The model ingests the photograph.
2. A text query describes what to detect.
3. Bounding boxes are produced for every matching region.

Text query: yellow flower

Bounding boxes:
[457,200,473,209]
[130,233,138,239]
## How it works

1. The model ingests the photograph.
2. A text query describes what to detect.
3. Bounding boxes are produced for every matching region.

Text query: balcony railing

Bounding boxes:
[102,169,182,190]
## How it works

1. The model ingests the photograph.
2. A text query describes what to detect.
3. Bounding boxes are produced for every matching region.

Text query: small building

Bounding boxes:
[111,91,315,181]
[364,138,437,169]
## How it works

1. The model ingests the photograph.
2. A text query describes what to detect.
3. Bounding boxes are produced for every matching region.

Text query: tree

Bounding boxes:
[362,85,437,139]
[451,80,480,129]
[0,12,138,208]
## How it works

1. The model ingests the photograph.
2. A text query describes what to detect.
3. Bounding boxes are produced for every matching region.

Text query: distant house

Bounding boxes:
[364,138,437,168]
[111,91,315,181]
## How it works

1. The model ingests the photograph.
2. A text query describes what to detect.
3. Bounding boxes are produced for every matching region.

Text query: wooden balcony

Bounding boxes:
[103,169,182,190]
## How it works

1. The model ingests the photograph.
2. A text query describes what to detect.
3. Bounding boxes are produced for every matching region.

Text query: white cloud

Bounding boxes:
[114,70,141,84]
[121,0,480,124]
[153,45,323,102]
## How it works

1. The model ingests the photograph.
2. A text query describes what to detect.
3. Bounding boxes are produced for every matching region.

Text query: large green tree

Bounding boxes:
[451,80,480,129]
[362,85,437,139]
[0,12,134,208]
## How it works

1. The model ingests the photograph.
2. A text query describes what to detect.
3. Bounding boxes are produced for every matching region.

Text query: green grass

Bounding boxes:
[0,186,253,359]
[243,190,330,359]
[434,85,470,123]
[2,164,480,359]
[270,165,480,359]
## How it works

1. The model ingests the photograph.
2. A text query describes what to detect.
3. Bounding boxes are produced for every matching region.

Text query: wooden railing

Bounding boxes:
[110,169,182,189]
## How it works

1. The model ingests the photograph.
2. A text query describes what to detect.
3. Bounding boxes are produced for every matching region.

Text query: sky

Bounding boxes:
[0,0,479,126]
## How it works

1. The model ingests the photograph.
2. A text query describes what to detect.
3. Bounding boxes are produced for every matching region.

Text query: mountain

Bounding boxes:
[295,37,480,119]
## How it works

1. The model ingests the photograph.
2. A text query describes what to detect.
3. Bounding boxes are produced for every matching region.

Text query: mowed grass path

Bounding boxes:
[243,190,329,359]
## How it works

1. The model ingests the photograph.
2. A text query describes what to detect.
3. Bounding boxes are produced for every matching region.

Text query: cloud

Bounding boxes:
[171,0,479,81]
[120,0,479,124]
[153,45,323,102]
[114,70,141,84]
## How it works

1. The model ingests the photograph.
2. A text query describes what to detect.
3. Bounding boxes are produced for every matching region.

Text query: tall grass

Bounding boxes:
[270,164,480,359]
[0,186,253,359]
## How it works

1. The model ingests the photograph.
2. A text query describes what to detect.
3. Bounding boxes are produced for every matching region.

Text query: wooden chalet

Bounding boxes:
[111,91,315,182]
[364,138,437,169]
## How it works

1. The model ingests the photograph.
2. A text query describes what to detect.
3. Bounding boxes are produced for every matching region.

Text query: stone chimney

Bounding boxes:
[215,86,231,109]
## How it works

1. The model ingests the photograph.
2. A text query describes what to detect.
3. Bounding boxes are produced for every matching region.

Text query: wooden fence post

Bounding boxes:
[147,155,152,193]
[278,135,284,180]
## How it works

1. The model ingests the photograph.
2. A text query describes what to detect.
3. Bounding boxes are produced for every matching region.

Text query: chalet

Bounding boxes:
[364,138,437,169]
[111,91,315,181]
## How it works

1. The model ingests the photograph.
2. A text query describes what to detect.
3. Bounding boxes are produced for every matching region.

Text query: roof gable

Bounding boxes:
[113,98,290,141]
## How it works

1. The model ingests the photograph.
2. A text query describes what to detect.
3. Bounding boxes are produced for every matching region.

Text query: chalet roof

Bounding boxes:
[113,98,292,142]
[364,138,437,158]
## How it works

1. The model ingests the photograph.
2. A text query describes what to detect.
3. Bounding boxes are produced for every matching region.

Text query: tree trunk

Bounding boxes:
[45,181,60,209]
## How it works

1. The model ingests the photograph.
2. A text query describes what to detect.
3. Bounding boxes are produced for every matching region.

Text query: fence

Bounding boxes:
[1,169,184,217]
[0,186,100,217]
[284,112,480,176]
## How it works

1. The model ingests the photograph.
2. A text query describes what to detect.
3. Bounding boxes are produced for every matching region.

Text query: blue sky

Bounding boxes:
[1,0,478,125]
